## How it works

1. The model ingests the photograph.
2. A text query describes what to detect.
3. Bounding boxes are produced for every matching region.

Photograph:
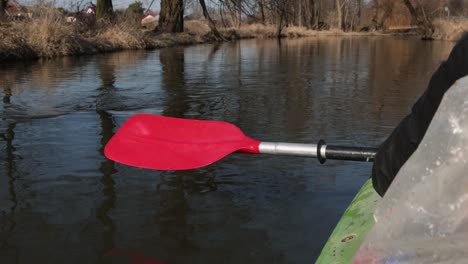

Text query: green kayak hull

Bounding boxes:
[315,179,380,264]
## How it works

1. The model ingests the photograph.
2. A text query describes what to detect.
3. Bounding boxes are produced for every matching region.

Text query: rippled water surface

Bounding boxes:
[0,37,455,263]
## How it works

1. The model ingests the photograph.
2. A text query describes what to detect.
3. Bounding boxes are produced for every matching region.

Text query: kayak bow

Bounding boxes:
[315,179,380,263]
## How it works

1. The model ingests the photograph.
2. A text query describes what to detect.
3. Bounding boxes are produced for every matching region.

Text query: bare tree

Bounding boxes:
[371,0,379,27]
[291,0,315,28]
[379,0,395,30]
[0,0,6,17]
[199,0,223,40]
[258,0,266,24]
[270,0,288,37]
[188,0,445,37]
[158,0,184,33]
[96,0,113,19]
[224,0,242,28]
[336,0,343,30]
[312,0,321,29]
[357,0,361,22]
[236,0,242,27]
[402,0,433,39]
[449,0,463,15]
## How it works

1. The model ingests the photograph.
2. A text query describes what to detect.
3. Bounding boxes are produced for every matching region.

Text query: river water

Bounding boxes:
[0,37,455,263]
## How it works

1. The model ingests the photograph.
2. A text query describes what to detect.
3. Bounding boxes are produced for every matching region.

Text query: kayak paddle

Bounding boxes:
[104,114,378,170]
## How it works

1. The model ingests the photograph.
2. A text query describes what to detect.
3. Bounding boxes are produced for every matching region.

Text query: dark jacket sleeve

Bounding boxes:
[372,32,468,197]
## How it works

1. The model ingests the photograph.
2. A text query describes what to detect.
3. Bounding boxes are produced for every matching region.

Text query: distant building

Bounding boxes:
[64,2,97,23]
[85,3,96,15]
[143,12,159,21]
[141,12,159,30]
[5,0,31,20]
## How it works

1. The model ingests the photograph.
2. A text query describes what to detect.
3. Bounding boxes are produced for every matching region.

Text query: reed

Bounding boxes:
[221,24,318,39]
[0,8,212,60]
[95,23,145,50]
[0,22,37,60]
[433,17,468,41]
[24,10,87,57]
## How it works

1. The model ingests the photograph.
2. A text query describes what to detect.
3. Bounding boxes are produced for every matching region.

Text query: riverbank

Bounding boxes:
[0,19,381,62]
[0,12,463,62]
[433,17,468,41]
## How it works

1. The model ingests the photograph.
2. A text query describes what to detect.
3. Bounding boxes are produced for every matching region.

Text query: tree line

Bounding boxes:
[1,0,466,39]
[162,0,466,39]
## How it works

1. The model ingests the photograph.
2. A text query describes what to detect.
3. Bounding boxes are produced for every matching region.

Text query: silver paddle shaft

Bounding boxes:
[258,141,377,163]
[259,142,323,157]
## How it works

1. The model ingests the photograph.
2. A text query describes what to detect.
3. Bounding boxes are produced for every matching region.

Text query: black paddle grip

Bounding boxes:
[325,145,378,162]
[316,140,378,163]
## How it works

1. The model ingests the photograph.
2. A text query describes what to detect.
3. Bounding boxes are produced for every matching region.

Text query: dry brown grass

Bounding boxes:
[24,13,88,57]
[143,32,206,49]
[184,20,211,36]
[140,20,209,49]
[0,6,412,61]
[221,23,318,39]
[0,7,214,60]
[0,23,37,60]
[283,26,318,37]
[0,6,97,59]
[433,17,468,41]
[229,24,276,38]
[96,24,145,50]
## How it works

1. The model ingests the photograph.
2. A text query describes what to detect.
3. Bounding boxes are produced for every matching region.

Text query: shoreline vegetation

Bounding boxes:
[1,2,467,61]
[0,19,395,61]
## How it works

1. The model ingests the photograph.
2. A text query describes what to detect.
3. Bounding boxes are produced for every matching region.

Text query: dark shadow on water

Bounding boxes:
[96,110,117,261]
[0,85,19,262]
[207,43,221,62]
[160,47,188,118]
[96,59,118,261]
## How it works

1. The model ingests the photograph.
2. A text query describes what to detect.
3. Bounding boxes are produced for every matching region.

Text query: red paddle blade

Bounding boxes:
[104,114,260,170]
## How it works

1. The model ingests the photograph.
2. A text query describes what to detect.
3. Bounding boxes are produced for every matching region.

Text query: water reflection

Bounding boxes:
[0,122,18,263]
[0,37,456,263]
[95,56,118,259]
[96,110,117,259]
[161,47,188,117]
[0,79,18,260]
